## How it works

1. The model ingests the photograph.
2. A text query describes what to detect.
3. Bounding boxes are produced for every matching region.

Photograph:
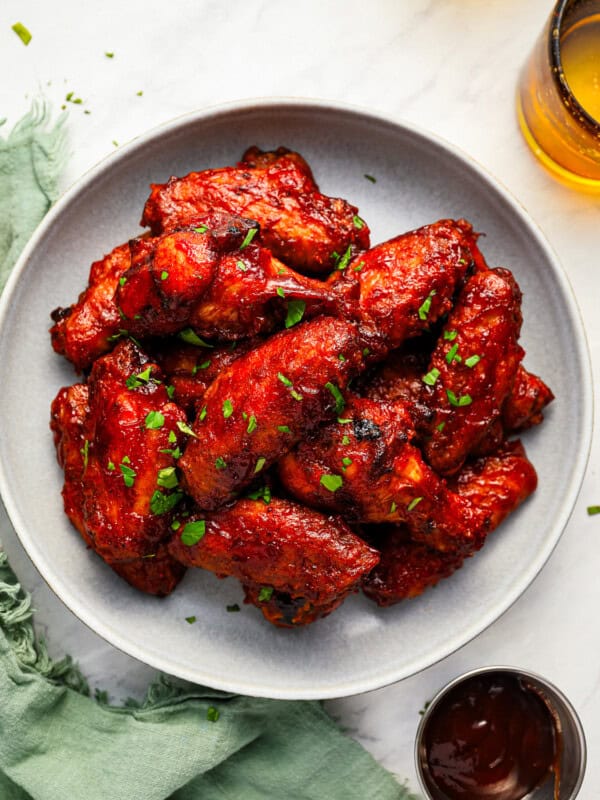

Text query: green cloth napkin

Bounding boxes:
[0,105,418,800]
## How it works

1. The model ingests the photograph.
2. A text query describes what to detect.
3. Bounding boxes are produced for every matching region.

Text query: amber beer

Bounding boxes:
[517,0,600,186]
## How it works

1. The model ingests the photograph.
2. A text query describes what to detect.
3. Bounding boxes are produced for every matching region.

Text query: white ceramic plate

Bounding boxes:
[0,100,591,699]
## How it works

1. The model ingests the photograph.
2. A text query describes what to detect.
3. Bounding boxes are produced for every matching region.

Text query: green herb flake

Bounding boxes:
[222,399,234,419]
[277,372,293,387]
[254,456,266,474]
[126,366,153,389]
[284,299,306,329]
[157,466,178,489]
[177,420,199,438]
[465,355,481,368]
[320,473,343,492]
[112,140,119,147]
[446,343,460,365]
[12,23,32,45]
[364,173,377,183]
[353,261,365,272]
[337,417,352,425]
[168,430,177,444]
[185,616,196,624]
[422,367,441,387]
[407,496,423,511]
[195,360,211,373]
[341,435,351,445]
[247,415,258,434]
[181,519,206,546]
[160,270,168,281]
[119,462,137,488]
[443,330,458,341]
[178,328,213,348]
[119,276,127,287]
[80,439,90,469]
[341,456,353,469]
[247,484,271,504]
[236,259,248,272]
[226,603,241,612]
[145,410,165,430]
[276,287,285,298]
[193,225,208,234]
[436,421,446,433]
[418,290,436,321]
[258,586,274,602]
[390,501,397,514]
[419,700,431,716]
[215,456,227,471]
[107,460,115,471]
[198,407,208,423]
[239,228,258,249]
[277,425,291,433]
[587,506,600,516]
[105,51,114,58]
[325,381,345,414]
[136,90,143,97]
[336,245,353,271]
[353,215,365,230]
[166,385,175,399]
[338,354,346,363]
[171,520,181,530]
[446,390,473,408]
[290,389,303,402]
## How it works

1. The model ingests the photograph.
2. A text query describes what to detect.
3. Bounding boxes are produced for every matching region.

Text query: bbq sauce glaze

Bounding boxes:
[422,673,558,800]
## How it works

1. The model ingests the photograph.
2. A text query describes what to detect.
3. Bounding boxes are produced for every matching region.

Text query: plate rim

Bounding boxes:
[0,97,593,699]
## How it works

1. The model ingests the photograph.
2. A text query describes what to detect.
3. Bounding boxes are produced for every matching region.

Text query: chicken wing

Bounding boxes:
[179,316,367,510]
[278,395,487,554]
[423,268,524,475]
[141,146,370,273]
[167,497,379,627]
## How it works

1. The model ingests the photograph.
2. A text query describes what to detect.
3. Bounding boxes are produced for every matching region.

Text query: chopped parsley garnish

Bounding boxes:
[338,354,346,362]
[247,415,257,434]
[222,399,234,419]
[168,430,177,444]
[192,360,211,375]
[193,225,208,234]
[157,467,178,489]
[419,700,431,716]
[145,410,165,430]
[276,287,285,298]
[80,439,89,469]
[587,506,600,516]
[181,520,206,545]
[353,215,365,230]
[107,460,115,471]
[247,484,271,504]
[166,385,175,399]
[236,259,248,272]
[179,328,213,348]
[207,706,220,722]
[171,520,181,530]
[389,501,397,514]
[215,456,227,470]
[320,473,343,492]
[12,23,32,45]
[336,245,353,271]
[258,586,274,602]
[341,456,352,469]
[325,381,345,414]
[443,330,458,341]
[119,461,136,488]
[160,270,168,281]
[341,435,350,445]
[285,299,306,329]
[150,488,181,515]
[337,417,352,424]
[422,367,441,386]
[353,261,365,272]
[105,51,114,58]
[436,422,446,432]
[226,603,241,612]
[254,457,266,474]
[446,389,473,407]
[239,228,258,249]
[362,348,370,357]
[198,407,207,422]
[185,616,196,624]
[277,372,292,387]
[136,90,143,97]
[364,174,376,183]
[126,366,154,389]
[119,276,127,287]
[290,389,303,402]
[159,446,181,459]
[446,343,461,365]
[465,355,481,368]
[277,425,291,433]
[418,290,436,321]
[407,496,423,511]
[177,420,199,438]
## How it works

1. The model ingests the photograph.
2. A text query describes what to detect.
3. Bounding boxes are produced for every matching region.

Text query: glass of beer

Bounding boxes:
[517,0,600,188]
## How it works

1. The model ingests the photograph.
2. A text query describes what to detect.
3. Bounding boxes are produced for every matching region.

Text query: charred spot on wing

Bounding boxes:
[50,305,72,322]
[353,417,381,441]
[272,592,307,625]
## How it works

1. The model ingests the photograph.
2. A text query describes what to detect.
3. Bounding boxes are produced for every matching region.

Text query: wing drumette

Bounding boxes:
[141,146,370,273]
[168,497,379,627]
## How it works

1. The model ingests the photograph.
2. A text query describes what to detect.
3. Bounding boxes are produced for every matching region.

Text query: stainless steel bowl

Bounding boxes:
[414,666,586,800]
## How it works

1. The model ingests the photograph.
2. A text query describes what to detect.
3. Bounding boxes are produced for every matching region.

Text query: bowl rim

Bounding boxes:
[414,664,587,799]
[0,97,593,699]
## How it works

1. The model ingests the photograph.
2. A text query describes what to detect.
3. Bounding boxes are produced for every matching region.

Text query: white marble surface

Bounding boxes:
[1,0,599,795]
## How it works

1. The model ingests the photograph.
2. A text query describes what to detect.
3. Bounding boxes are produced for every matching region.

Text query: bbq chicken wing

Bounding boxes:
[168,497,379,627]
[141,146,370,273]
[179,316,367,510]
[278,396,488,555]
[50,343,187,595]
[423,268,524,475]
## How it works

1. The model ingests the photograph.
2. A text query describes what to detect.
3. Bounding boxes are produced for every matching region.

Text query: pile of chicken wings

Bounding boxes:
[49,146,553,627]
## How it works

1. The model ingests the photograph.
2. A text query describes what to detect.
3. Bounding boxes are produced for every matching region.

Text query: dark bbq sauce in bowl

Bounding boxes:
[422,673,558,800]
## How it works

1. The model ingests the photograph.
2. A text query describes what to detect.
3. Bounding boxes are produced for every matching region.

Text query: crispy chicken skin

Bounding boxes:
[179,316,367,510]
[336,219,485,351]
[50,242,132,372]
[502,364,554,431]
[50,349,186,596]
[141,147,370,273]
[423,268,525,475]
[168,497,379,627]
[363,440,538,606]
[278,396,488,555]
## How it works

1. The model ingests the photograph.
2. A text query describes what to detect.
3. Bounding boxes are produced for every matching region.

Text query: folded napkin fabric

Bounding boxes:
[0,106,418,800]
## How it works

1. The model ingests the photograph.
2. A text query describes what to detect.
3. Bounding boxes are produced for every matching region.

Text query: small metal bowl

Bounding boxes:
[415,666,586,800]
